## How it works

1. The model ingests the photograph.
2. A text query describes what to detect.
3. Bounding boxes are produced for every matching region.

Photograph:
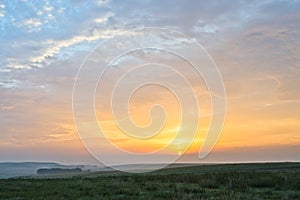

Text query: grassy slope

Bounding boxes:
[0,162,300,200]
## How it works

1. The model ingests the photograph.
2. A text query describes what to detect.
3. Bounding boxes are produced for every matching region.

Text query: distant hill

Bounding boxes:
[0,162,97,179]
[37,168,83,175]
[0,162,63,179]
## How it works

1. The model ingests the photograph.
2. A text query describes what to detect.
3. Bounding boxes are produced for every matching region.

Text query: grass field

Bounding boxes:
[0,162,300,199]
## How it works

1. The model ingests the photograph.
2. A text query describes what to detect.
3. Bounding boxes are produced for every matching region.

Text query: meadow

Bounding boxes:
[0,162,300,199]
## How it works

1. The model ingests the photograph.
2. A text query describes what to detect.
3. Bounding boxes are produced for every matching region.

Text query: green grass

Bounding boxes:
[0,162,300,199]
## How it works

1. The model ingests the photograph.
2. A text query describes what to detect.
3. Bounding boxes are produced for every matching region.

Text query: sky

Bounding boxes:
[0,0,299,165]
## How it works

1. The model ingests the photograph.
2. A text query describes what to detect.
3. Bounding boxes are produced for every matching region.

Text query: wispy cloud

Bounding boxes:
[0,3,5,17]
